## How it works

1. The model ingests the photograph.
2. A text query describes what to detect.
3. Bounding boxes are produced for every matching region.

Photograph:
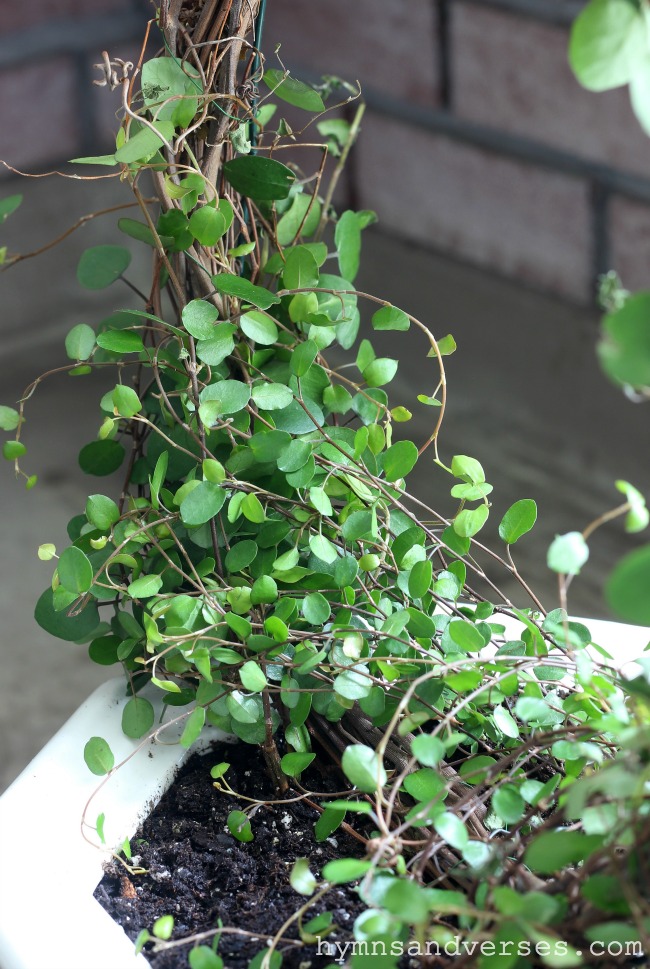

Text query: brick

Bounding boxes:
[609,196,650,293]
[355,112,592,301]
[3,0,132,33]
[453,2,650,179]
[263,0,439,107]
[0,58,80,170]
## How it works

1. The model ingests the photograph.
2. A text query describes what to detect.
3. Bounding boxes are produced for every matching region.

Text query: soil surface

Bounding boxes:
[95,740,369,968]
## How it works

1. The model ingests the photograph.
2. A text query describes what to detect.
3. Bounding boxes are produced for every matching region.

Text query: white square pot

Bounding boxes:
[0,617,647,969]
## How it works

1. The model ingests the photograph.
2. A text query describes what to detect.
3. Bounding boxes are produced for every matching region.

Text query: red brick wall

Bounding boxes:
[265,0,650,304]
[0,0,146,171]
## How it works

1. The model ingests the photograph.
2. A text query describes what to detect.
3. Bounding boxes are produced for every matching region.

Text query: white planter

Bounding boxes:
[0,678,229,969]
[0,617,647,969]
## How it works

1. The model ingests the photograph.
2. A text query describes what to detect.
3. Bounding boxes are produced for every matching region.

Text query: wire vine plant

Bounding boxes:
[1,2,650,967]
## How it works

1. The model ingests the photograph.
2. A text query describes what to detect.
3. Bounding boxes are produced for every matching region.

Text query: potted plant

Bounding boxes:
[1,2,650,968]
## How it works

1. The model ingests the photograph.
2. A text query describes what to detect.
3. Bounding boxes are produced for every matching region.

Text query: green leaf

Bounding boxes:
[289,857,317,895]
[263,69,325,112]
[273,547,300,572]
[117,217,171,248]
[278,439,312,472]
[78,439,125,476]
[251,382,293,410]
[65,324,96,361]
[229,241,256,257]
[615,479,649,533]
[0,193,23,223]
[304,487,330,519]
[515,696,558,725]
[411,734,445,767]
[454,504,489,538]
[114,120,174,163]
[180,482,227,525]
[583,921,642,949]
[84,737,114,776]
[547,531,589,575]
[498,498,537,544]
[240,311,279,345]
[315,806,345,842]
[525,831,604,874]
[152,915,174,941]
[96,812,106,844]
[301,592,330,625]
[201,460,224,488]
[38,543,57,561]
[141,56,201,109]
[569,0,647,92]
[363,357,398,388]
[85,494,120,531]
[212,273,281,310]
[276,196,322,247]
[189,205,227,246]
[88,635,120,666]
[248,950,281,969]
[182,299,219,340]
[451,454,485,484]
[0,406,20,431]
[180,706,206,748]
[188,946,223,969]
[127,574,163,599]
[492,785,525,824]
[309,533,338,563]
[69,154,118,166]
[408,559,432,599]
[34,588,99,642]
[223,155,295,201]
[97,330,145,354]
[77,246,131,289]
[265,614,289,642]
[58,546,93,594]
[447,620,485,652]
[121,697,155,739]
[434,812,468,850]
[383,879,430,925]
[372,304,410,331]
[382,440,418,482]
[322,858,372,884]
[196,323,236,365]
[157,210,193,252]
[112,384,142,418]
[199,379,251,418]
[227,809,254,842]
[283,246,319,290]
[598,291,650,389]
[251,576,278,605]
[240,660,267,692]
[225,539,258,572]
[282,752,315,777]
[3,440,26,460]
[437,333,457,355]
[342,744,387,793]
[335,210,361,281]
[241,492,265,523]
[494,705,520,739]
[291,339,318,377]
[605,543,650,623]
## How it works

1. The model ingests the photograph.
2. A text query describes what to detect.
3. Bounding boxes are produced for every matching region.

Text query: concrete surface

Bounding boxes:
[1,176,649,793]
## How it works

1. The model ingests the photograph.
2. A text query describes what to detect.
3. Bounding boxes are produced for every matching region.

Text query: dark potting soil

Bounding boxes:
[94,740,369,969]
